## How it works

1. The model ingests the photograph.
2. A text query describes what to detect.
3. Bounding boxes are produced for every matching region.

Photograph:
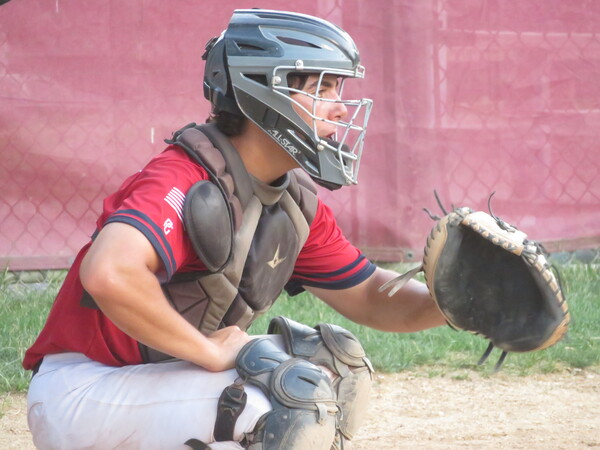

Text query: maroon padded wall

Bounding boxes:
[1,0,599,270]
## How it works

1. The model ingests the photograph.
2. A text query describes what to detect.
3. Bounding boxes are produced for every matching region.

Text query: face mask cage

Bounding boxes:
[270,65,373,185]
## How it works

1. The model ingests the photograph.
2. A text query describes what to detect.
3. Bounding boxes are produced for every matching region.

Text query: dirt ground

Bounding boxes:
[2,368,599,449]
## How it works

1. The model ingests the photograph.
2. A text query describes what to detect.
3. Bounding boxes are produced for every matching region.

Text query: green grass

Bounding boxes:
[1,263,598,393]
[250,262,600,374]
[0,271,61,392]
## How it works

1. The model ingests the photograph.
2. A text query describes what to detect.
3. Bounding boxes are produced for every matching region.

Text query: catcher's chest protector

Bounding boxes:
[139,123,318,363]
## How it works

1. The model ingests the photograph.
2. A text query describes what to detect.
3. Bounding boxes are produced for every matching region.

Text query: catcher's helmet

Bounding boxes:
[203,9,373,188]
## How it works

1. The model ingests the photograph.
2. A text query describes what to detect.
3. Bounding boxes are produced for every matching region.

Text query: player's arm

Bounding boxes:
[306,266,446,333]
[79,222,249,371]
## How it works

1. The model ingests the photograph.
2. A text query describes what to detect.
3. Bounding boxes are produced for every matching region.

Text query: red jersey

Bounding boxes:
[23,145,375,370]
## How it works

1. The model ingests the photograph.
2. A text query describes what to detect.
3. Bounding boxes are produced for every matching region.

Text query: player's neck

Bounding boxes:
[229,122,299,185]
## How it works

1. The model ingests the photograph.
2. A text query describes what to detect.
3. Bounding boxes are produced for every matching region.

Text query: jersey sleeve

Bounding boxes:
[285,199,376,295]
[100,147,207,282]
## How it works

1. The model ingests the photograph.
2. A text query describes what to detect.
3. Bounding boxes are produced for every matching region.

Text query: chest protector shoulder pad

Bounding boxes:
[172,123,318,271]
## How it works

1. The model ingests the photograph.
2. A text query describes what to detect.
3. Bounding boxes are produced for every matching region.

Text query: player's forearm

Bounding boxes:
[79,222,249,370]
[308,267,446,333]
[80,261,221,368]
[79,241,249,370]
[368,274,447,332]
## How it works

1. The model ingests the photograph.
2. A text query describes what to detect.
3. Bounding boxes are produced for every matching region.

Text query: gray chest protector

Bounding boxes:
[139,123,318,363]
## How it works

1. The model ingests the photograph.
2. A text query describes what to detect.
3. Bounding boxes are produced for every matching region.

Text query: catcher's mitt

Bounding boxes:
[379,192,570,370]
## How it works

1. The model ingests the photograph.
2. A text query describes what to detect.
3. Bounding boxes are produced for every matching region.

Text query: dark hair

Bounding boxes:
[287,73,309,90]
[205,110,247,136]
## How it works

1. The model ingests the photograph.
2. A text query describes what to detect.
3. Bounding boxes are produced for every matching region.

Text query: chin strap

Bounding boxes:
[311,177,342,191]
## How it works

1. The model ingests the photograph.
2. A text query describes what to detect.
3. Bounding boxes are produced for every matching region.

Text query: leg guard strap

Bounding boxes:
[214,381,247,442]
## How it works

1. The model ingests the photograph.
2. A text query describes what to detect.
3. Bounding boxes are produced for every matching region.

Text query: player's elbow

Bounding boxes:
[79,251,126,305]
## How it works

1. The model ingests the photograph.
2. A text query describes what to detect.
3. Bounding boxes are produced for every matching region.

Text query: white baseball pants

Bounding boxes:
[27,336,290,449]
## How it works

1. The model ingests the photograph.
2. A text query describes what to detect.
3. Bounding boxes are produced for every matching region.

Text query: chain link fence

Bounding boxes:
[1,0,599,271]
[317,0,600,261]
[430,0,600,260]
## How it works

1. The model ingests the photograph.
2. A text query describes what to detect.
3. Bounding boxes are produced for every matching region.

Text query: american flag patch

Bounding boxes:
[164,187,185,222]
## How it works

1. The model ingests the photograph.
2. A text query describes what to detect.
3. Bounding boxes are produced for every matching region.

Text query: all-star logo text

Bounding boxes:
[268,129,299,155]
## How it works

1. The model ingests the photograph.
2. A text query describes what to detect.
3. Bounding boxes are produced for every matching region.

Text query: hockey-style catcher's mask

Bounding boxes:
[203,9,373,189]
[273,66,373,188]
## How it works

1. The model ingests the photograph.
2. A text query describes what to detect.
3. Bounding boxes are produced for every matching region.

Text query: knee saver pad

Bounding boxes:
[236,337,291,397]
[316,323,373,439]
[237,342,338,450]
[268,316,374,440]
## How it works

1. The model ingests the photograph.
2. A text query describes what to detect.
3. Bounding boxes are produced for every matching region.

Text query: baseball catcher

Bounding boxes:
[24,9,449,450]
[379,192,570,370]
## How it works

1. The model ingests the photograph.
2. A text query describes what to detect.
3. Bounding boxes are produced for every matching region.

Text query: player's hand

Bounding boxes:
[205,326,251,371]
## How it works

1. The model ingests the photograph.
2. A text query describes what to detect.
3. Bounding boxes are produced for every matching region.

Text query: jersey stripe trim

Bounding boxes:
[285,259,376,296]
[292,254,370,280]
[105,216,173,279]
[106,209,177,278]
